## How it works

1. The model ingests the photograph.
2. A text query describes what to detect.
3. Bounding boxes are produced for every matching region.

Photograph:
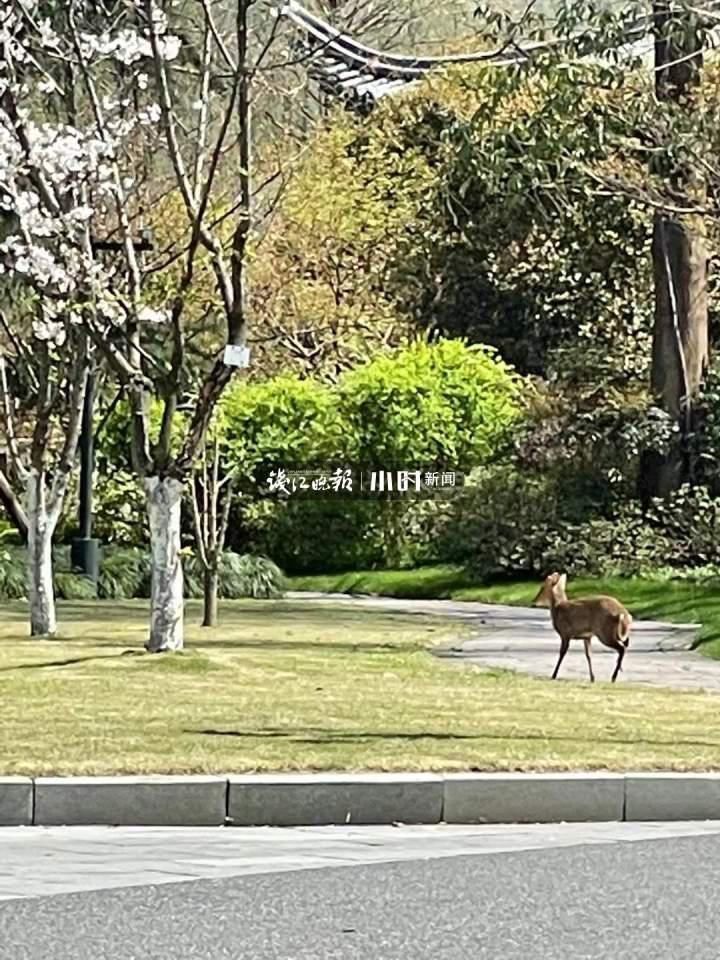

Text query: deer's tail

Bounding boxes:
[618,612,632,647]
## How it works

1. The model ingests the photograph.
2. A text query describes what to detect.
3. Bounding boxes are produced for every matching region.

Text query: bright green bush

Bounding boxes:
[337,338,522,469]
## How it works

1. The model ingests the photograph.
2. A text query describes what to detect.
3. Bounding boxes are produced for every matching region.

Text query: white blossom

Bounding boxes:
[68,205,93,222]
[37,20,59,48]
[137,104,162,126]
[96,297,125,324]
[157,35,181,62]
[138,305,170,324]
[78,25,181,65]
[32,317,67,346]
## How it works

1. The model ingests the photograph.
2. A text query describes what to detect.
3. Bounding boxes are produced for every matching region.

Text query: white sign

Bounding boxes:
[223,344,251,368]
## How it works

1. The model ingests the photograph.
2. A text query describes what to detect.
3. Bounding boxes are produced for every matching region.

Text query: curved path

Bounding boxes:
[286,591,720,692]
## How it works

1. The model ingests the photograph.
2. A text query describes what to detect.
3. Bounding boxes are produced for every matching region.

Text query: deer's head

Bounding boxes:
[532,571,567,607]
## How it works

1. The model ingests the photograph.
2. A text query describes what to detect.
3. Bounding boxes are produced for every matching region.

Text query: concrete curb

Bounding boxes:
[0,777,33,826]
[3,773,720,826]
[228,773,444,826]
[33,776,227,827]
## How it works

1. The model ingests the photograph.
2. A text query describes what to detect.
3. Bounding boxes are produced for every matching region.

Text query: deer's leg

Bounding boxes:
[610,641,626,683]
[551,635,570,680]
[583,636,595,683]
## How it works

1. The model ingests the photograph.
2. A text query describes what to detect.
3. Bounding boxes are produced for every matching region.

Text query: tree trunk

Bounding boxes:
[25,469,57,637]
[202,565,218,627]
[641,214,708,500]
[641,3,708,500]
[145,476,185,652]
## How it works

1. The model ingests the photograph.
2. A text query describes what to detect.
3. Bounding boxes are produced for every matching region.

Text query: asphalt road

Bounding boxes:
[3,824,720,959]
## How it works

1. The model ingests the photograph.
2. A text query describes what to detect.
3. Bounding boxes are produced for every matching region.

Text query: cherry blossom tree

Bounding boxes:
[1,0,290,648]
[0,3,146,635]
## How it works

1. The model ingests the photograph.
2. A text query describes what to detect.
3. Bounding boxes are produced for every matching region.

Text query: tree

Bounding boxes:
[467,0,717,498]
[0,328,88,636]
[249,119,434,380]
[0,4,139,635]
[190,410,235,628]
[0,0,303,650]
[641,1,709,498]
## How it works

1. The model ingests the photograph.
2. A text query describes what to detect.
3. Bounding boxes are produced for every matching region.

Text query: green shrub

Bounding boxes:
[222,553,286,599]
[426,464,688,578]
[98,547,151,599]
[691,357,720,494]
[645,485,720,569]
[183,551,287,598]
[55,572,96,600]
[337,338,522,469]
[0,546,26,599]
[243,498,384,574]
[430,464,559,573]
[0,543,284,602]
[525,509,674,578]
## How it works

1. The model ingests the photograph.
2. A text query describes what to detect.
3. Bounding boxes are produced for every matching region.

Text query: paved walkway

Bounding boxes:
[3,821,720,901]
[287,592,720,692]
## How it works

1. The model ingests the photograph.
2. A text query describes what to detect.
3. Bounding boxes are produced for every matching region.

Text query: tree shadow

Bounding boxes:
[189,639,416,653]
[188,726,720,750]
[0,650,142,672]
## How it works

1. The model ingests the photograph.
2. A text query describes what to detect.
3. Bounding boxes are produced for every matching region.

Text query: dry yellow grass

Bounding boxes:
[2,599,720,775]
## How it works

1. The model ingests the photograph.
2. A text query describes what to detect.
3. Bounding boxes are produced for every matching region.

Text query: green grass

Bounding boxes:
[289,566,720,655]
[4,598,720,775]
[290,564,479,599]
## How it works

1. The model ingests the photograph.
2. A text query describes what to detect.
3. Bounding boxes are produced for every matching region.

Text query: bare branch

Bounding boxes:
[0,351,26,479]
[191,473,210,570]
[193,19,213,202]
[0,466,28,540]
[200,0,237,72]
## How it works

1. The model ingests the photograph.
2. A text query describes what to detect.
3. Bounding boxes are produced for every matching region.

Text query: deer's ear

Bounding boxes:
[549,572,559,584]
[557,573,567,589]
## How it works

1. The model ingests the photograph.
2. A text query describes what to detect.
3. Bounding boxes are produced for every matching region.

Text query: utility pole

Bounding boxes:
[70,371,99,581]
[71,229,154,583]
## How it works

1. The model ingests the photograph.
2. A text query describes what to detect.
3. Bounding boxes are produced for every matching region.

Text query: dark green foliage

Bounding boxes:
[0,547,27,599]
[243,499,384,575]
[183,551,287,599]
[54,572,97,600]
[690,357,720,494]
[51,546,98,600]
[427,463,720,579]
[222,553,287,599]
[0,544,284,601]
[97,547,151,600]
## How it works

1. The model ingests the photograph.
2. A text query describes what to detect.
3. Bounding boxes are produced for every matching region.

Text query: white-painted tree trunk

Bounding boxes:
[145,476,185,652]
[26,469,57,638]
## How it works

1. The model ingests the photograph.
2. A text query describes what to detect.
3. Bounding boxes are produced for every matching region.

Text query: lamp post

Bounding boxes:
[70,229,154,583]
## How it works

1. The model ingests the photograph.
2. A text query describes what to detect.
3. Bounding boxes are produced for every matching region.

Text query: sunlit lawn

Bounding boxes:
[3,599,720,775]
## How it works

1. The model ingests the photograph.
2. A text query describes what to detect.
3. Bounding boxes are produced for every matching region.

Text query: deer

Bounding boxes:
[532,572,632,683]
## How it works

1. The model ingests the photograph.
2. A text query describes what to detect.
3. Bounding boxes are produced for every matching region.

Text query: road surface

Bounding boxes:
[2,822,720,959]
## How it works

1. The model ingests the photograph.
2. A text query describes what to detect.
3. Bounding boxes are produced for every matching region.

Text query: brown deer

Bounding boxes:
[532,572,632,683]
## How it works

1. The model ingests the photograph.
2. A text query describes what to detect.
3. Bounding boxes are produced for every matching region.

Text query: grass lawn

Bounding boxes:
[3,598,720,775]
[289,566,720,656]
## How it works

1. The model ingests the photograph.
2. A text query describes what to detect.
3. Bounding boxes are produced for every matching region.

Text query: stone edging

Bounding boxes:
[3,773,720,827]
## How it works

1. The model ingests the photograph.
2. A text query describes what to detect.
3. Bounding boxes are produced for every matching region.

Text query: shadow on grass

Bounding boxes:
[189,639,417,654]
[0,651,142,672]
[190,726,720,750]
